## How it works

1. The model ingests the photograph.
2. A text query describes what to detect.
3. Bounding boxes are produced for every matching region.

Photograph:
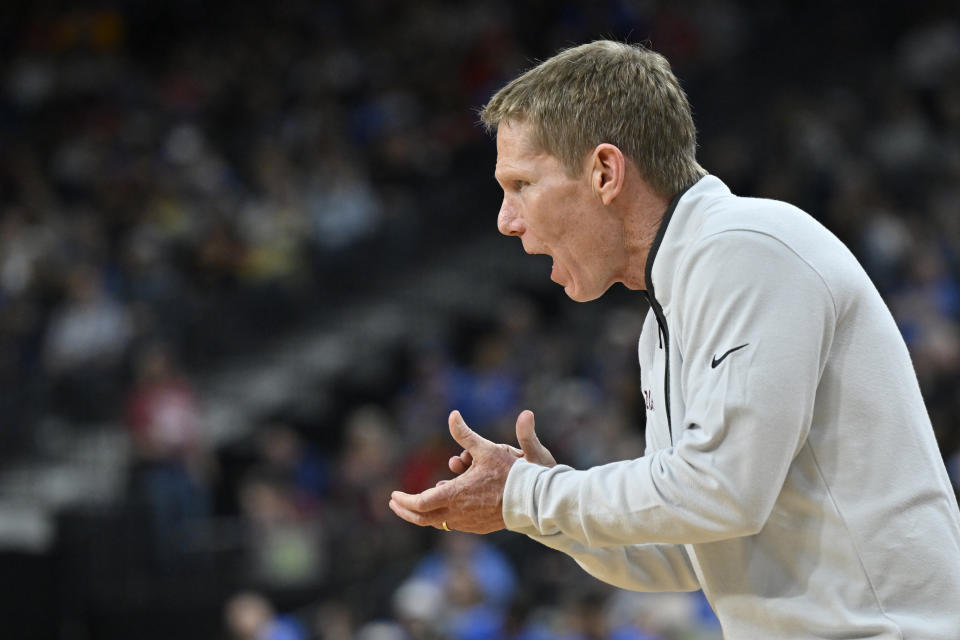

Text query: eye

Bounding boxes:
[514,180,528,191]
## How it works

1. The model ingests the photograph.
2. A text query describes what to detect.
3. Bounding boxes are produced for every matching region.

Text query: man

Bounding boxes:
[389,41,960,637]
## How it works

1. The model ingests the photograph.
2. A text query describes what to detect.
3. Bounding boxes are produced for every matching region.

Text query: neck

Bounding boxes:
[618,182,670,291]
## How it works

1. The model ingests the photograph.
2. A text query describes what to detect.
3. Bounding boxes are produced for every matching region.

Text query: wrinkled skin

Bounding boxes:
[389,410,556,533]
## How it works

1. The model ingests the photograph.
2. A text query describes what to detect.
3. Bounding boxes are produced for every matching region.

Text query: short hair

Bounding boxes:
[480,40,706,198]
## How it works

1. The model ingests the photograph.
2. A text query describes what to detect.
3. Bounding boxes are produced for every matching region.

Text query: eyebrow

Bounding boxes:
[494,167,522,182]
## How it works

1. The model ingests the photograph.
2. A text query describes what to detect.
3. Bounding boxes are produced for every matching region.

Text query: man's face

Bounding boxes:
[495,120,623,302]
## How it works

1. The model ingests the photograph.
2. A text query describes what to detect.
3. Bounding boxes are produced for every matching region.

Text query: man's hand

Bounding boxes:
[448,409,556,474]
[389,410,556,534]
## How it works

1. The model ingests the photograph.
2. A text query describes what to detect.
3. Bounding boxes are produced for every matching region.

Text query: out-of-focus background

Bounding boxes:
[0,1,958,639]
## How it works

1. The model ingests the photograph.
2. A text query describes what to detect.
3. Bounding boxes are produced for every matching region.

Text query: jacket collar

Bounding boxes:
[643,175,731,312]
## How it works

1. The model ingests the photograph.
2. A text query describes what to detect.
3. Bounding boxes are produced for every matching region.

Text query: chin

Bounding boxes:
[563,284,610,302]
[564,284,604,303]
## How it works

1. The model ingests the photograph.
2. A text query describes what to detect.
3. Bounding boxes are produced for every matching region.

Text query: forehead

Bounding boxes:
[495,120,547,173]
[496,120,537,153]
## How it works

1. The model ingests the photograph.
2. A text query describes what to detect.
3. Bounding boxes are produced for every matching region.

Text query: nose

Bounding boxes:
[497,199,523,236]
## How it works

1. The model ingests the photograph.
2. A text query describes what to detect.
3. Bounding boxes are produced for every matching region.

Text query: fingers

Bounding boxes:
[515,410,557,467]
[390,411,518,532]
[515,410,537,450]
[448,411,492,454]
[448,450,473,475]
[391,483,454,514]
[449,456,467,474]
[446,407,523,479]
[388,496,446,528]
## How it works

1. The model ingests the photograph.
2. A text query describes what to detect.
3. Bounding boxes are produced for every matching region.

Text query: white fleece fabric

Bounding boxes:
[502,176,960,639]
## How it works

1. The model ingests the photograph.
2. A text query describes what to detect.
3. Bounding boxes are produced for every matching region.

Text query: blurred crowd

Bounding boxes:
[0,0,504,444]
[1,1,959,639]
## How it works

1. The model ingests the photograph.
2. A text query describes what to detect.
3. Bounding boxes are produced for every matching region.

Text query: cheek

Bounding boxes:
[532,194,569,237]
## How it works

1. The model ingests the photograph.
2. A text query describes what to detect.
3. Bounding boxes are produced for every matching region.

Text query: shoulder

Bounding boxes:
[654,177,852,313]
[694,191,821,243]
[682,192,858,309]
[675,227,839,319]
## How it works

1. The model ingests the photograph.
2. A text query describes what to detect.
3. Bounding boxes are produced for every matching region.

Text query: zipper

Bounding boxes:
[651,297,673,443]
[641,182,695,446]
[642,290,673,444]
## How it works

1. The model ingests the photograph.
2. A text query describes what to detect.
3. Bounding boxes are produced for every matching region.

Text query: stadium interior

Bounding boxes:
[0,1,958,638]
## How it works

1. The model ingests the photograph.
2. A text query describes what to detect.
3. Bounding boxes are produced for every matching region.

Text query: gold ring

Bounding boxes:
[441,521,450,532]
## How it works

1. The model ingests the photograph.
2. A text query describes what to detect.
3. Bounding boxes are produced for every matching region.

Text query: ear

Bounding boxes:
[590,144,626,206]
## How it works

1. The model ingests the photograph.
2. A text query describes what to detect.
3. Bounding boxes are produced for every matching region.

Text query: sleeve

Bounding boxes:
[501,230,836,546]
[504,478,700,592]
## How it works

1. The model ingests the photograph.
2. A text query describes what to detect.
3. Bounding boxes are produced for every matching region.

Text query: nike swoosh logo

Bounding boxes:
[711,343,750,368]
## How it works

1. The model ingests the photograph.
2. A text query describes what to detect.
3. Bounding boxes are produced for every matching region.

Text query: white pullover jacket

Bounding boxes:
[502,176,960,638]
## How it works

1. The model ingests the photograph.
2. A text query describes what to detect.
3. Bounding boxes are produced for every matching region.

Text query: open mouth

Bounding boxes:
[550,259,562,283]
[518,242,557,281]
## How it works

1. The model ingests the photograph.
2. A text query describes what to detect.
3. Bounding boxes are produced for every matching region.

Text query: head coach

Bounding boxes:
[389,40,960,638]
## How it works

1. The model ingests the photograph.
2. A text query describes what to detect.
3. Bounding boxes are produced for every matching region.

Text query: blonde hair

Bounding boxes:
[480,40,706,198]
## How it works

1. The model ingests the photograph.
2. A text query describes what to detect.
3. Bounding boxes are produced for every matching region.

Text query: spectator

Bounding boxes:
[257,421,330,513]
[44,264,133,421]
[224,591,307,640]
[124,341,212,567]
[238,471,325,590]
